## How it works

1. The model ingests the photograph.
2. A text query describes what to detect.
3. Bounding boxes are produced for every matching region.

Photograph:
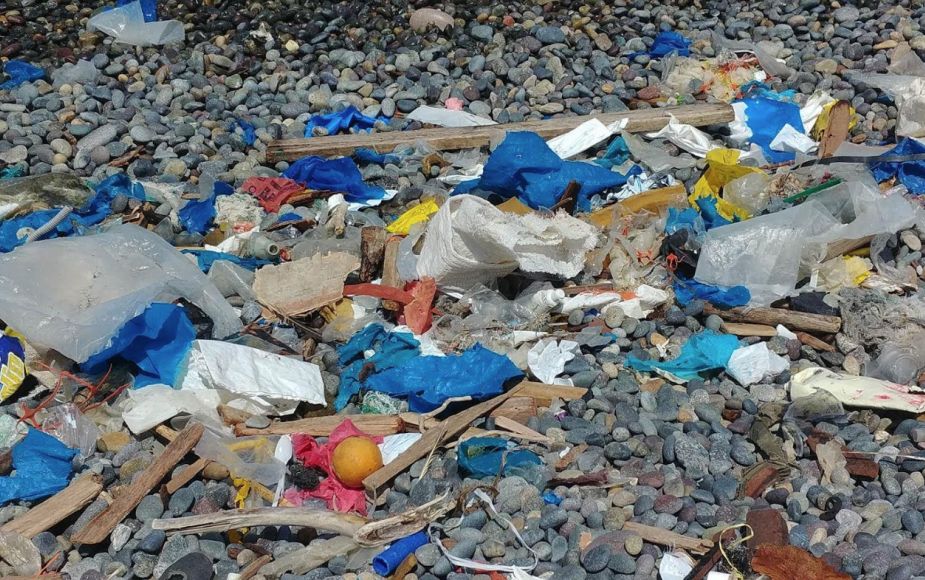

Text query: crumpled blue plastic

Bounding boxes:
[594,135,631,170]
[738,81,798,103]
[625,330,739,380]
[453,132,632,212]
[0,164,26,180]
[181,250,269,273]
[82,303,195,387]
[283,156,387,204]
[365,343,524,412]
[665,207,706,239]
[0,428,76,505]
[543,491,562,505]
[179,181,233,234]
[457,437,542,477]
[738,97,804,165]
[233,118,256,146]
[0,60,45,91]
[871,138,925,195]
[304,106,384,138]
[276,212,303,223]
[117,0,157,21]
[0,174,146,252]
[642,31,691,59]
[673,276,750,310]
[335,324,421,410]
[372,532,429,576]
[354,148,400,166]
[695,196,735,230]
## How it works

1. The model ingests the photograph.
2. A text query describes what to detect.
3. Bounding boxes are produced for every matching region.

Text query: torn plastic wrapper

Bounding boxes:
[87,0,184,46]
[625,330,738,381]
[726,342,789,386]
[770,124,818,155]
[870,137,925,195]
[41,403,100,460]
[0,60,44,90]
[622,132,696,173]
[0,224,241,363]
[196,429,285,487]
[0,330,27,403]
[644,116,716,158]
[734,97,805,164]
[178,340,326,416]
[790,366,925,413]
[673,276,750,310]
[690,148,758,223]
[0,428,76,505]
[336,324,421,410]
[414,195,599,292]
[179,181,233,234]
[405,106,497,128]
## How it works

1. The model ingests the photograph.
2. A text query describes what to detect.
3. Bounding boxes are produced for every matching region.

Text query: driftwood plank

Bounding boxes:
[0,475,103,538]
[703,305,841,334]
[266,104,735,161]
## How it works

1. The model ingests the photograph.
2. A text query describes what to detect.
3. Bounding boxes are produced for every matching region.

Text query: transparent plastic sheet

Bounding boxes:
[40,403,100,459]
[208,260,256,301]
[87,1,184,47]
[0,174,93,219]
[608,214,666,290]
[866,332,925,385]
[711,32,791,79]
[50,60,100,88]
[870,233,919,286]
[861,74,925,138]
[622,132,696,173]
[195,428,285,487]
[723,173,771,215]
[888,43,925,77]
[0,224,242,363]
[695,182,920,305]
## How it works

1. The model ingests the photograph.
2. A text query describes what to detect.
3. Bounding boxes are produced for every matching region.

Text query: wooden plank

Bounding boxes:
[152,507,366,536]
[818,100,852,159]
[234,415,405,437]
[381,237,403,312]
[493,416,549,443]
[622,521,713,554]
[71,422,204,545]
[360,227,389,283]
[796,331,836,353]
[166,458,210,495]
[489,397,536,425]
[1,475,103,538]
[267,104,735,161]
[703,304,841,334]
[517,381,587,406]
[363,384,525,495]
[722,322,777,337]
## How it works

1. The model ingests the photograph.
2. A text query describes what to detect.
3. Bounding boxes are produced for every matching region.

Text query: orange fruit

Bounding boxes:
[331,436,383,488]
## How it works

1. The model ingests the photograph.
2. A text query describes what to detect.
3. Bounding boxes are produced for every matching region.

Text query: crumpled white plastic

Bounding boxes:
[87,0,185,47]
[121,385,224,434]
[726,342,789,386]
[770,123,818,154]
[178,340,326,415]
[379,433,422,464]
[790,366,925,413]
[527,338,579,384]
[644,115,717,158]
[406,105,497,127]
[547,118,627,159]
[800,92,835,133]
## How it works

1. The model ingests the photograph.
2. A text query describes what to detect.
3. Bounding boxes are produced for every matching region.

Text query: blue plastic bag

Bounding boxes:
[673,276,750,310]
[304,106,383,137]
[871,138,925,195]
[0,428,76,505]
[645,31,691,59]
[82,303,195,387]
[335,324,421,410]
[117,0,157,21]
[594,135,631,170]
[0,61,45,91]
[372,532,429,576]
[457,437,542,477]
[95,173,147,202]
[283,156,387,205]
[625,330,738,380]
[364,343,524,412]
[737,97,804,164]
[354,148,400,166]
[453,132,632,212]
[181,250,270,273]
[695,196,735,230]
[179,181,233,234]
[233,118,256,146]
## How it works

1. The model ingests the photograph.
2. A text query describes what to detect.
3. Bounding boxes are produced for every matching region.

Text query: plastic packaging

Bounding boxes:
[456,437,542,477]
[863,74,925,138]
[0,330,26,403]
[865,332,925,385]
[726,342,789,386]
[625,330,739,382]
[0,428,76,505]
[40,403,101,459]
[87,0,184,46]
[195,429,285,487]
[0,60,44,90]
[0,224,241,363]
[208,260,257,301]
[50,60,100,88]
[406,106,497,128]
[722,172,771,215]
[372,532,429,576]
[622,132,696,172]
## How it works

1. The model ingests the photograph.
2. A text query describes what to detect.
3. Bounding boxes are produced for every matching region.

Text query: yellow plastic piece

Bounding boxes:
[691,148,760,221]
[386,198,440,235]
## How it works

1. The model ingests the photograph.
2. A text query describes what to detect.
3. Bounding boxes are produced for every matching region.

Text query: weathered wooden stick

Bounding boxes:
[267,103,735,161]
[235,414,405,437]
[703,304,841,334]
[151,507,366,537]
[623,521,714,554]
[1,475,103,538]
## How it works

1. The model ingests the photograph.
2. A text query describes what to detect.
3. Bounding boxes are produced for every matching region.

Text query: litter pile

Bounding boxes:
[3,5,925,580]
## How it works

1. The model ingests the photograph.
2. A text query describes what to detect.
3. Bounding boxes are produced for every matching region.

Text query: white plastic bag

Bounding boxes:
[726,342,789,386]
[415,195,599,291]
[405,105,496,128]
[527,339,579,384]
[644,116,716,158]
[120,385,224,434]
[88,1,184,47]
[0,224,241,363]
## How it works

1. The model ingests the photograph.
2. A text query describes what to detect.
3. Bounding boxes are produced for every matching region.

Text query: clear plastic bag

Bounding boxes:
[195,428,285,487]
[0,224,241,363]
[41,403,101,459]
[87,1,185,47]
[862,74,925,138]
[208,260,256,301]
[723,173,771,215]
[865,332,925,385]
